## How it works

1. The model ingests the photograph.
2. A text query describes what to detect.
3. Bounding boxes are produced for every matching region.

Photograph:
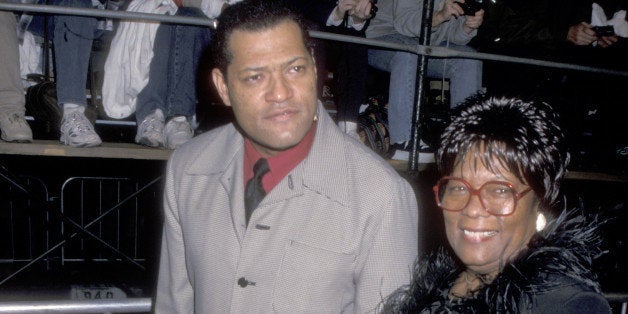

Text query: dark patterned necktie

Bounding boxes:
[245,158,270,225]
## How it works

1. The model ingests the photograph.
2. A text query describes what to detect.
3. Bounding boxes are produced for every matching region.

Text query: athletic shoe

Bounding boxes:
[59,110,102,147]
[164,116,193,150]
[0,110,33,142]
[135,109,165,148]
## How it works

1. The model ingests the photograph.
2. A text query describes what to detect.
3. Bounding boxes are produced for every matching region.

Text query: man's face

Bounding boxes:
[212,20,318,157]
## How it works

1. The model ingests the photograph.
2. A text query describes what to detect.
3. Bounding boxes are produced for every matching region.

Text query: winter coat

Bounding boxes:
[381,210,611,313]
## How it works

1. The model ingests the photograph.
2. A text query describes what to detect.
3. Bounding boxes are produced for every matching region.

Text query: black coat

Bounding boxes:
[381,210,611,313]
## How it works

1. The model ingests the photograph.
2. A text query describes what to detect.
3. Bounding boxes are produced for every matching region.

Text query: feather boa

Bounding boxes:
[381,209,605,313]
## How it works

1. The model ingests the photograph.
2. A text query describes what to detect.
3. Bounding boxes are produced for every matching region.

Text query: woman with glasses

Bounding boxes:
[381,95,611,312]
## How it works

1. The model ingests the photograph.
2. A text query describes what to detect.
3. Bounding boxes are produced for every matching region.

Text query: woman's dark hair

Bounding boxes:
[437,94,570,212]
[212,0,315,76]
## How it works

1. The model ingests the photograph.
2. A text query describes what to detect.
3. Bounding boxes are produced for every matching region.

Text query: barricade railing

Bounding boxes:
[1,3,625,76]
[0,294,626,314]
[0,298,152,313]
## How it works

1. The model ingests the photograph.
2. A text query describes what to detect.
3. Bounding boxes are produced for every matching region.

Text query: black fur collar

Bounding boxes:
[381,210,604,313]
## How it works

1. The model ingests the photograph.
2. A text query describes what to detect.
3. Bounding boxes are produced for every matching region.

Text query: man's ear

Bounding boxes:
[212,68,231,107]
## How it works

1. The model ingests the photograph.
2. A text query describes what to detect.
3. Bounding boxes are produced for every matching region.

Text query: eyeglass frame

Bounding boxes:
[432,176,533,216]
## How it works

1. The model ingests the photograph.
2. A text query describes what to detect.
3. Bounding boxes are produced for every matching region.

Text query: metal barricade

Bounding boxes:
[0,175,50,267]
[60,177,149,265]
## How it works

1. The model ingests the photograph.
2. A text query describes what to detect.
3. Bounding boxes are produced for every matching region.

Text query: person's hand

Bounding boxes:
[433,0,465,27]
[333,0,374,23]
[462,8,483,33]
[596,34,618,48]
[333,0,357,21]
[349,0,374,22]
[567,22,597,46]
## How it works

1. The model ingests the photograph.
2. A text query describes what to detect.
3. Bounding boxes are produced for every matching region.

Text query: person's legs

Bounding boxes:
[136,7,211,149]
[54,0,102,147]
[134,14,171,148]
[0,11,33,142]
[134,22,171,125]
[54,0,97,108]
[163,7,210,119]
[427,44,482,107]
[368,34,419,145]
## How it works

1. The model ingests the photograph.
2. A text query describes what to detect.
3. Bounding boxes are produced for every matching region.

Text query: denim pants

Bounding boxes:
[53,0,104,108]
[135,7,212,123]
[368,33,482,144]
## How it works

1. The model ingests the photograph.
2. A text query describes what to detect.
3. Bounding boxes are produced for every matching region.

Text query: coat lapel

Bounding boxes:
[186,125,248,243]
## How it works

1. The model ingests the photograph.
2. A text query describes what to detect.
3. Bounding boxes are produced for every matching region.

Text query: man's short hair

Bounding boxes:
[212,0,315,76]
[437,94,570,213]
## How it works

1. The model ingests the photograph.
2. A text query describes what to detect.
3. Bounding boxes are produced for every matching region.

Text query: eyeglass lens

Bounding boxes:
[437,178,517,215]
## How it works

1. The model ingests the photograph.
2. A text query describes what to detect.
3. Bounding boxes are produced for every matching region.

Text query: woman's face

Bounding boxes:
[443,155,540,276]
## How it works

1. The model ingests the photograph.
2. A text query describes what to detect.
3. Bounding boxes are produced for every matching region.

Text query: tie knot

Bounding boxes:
[253,158,270,179]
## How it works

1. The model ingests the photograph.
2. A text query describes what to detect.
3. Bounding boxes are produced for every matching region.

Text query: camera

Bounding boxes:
[454,0,482,16]
[592,25,615,37]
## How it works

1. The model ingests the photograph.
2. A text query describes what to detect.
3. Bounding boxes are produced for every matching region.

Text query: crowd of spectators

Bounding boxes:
[0,0,625,170]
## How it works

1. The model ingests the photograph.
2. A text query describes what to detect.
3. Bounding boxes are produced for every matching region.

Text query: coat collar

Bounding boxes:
[298,102,351,206]
[185,102,351,206]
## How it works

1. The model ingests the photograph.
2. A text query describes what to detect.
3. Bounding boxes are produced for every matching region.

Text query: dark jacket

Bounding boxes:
[381,210,611,313]
[470,0,566,59]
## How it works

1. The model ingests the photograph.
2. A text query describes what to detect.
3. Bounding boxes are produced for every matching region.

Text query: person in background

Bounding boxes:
[381,95,611,313]
[0,10,33,143]
[131,0,223,149]
[366,0,484,162]
[292,0,375,139]
[53,0,227,148]
[558,0,627,171]
[154,0,418,312]
[52,0,113,147]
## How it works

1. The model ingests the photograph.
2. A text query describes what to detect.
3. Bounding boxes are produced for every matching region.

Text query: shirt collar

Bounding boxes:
[243,122,317,192]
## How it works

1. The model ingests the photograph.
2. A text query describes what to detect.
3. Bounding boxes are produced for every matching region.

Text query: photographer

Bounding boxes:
[366,0,484,162]
[559,0,627,171]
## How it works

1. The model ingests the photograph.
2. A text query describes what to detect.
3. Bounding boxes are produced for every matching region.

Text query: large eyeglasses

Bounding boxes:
[433,176,533,216]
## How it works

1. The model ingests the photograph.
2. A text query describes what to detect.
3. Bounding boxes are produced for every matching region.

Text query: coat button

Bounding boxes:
[237,277,248,288]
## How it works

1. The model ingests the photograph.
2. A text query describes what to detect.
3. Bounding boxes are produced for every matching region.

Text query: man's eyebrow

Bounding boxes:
[240,56,310,73]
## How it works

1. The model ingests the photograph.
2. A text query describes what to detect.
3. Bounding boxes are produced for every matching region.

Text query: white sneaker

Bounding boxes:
[164,116,193,150]
[59,110,101,147]
[0,110,33,142]
[135,109,165,148]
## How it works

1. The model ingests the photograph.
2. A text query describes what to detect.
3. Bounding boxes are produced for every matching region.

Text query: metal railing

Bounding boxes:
[0,294,626,314]
[0,298,152,313]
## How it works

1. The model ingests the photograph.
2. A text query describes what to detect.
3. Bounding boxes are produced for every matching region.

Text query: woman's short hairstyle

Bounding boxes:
[437,94,570,213]
[212,0,315,76]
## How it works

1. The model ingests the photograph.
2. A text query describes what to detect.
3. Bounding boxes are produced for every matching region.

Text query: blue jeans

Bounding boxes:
[135,7,212,123]
[53,0,104,107]
[368,34,482,144]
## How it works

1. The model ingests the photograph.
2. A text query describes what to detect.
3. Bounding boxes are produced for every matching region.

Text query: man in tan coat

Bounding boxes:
[155,0,419,312]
